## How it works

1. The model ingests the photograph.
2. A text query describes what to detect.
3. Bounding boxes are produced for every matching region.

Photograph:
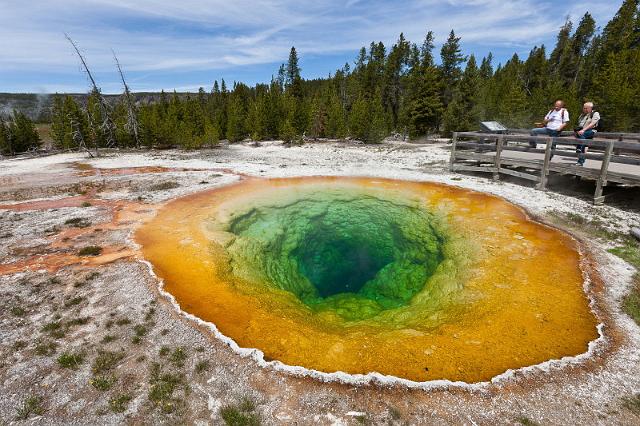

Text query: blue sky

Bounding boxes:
[0,0,623,93]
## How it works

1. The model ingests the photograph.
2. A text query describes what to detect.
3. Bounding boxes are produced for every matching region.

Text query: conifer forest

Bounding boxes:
[1,0,639,154]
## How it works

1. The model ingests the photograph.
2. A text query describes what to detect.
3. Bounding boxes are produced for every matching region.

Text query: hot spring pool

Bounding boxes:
[136,177,598,383]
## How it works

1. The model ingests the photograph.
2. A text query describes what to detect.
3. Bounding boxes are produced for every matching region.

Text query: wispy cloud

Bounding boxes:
[0,0,622,92]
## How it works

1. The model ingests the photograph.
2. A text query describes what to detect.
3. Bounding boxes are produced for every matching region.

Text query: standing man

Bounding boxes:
[574,102,600,166]
[529,100,570,148]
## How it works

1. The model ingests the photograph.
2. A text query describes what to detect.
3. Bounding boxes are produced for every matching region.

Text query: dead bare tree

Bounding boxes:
[113,50,141,149]
[69,113,93,158]
[64,33,116,155]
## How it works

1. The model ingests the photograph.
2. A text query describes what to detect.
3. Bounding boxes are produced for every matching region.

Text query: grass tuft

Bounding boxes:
[388,407,401,420]
[86,271,100,280]
[220,397,260,426]
[67,316,91,327]
[145,307,156,321]
[13,340,27,351]
[11,305,26,317]
[516,417,541,426]
[133,324,148,337]
[622,394,640,415]
[16,395,44,420]
[90,375,117,391]
[65,217,91,228]
[116,317,131,326]
[148,362,187,414]
[64,296,84,308]
[622,274,640,326]
[150,181,180,191]
[195,360,210,374]
[78,246,102,256]
[57,351,85,369]
[606,238,640,326]
[548,211,622,241]
[101,334,118,343]
[608,238,640,270]
[35,341,57,356]
[170,347,188,367]
[42,321,66,339]
[109,393,132,413]
[92,350,125,375]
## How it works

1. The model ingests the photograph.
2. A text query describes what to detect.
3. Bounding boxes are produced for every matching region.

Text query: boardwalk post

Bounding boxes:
[594,140,614,204]
[536,136,553,190]
[493,135,504,181]
[449,132,458,172]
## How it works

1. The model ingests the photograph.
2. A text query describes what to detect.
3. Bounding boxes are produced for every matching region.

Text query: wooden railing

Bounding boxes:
[450,132,640,204]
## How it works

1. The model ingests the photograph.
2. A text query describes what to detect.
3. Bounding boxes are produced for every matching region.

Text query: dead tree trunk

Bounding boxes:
[113,50,141,149]
[69,113,94,158]
[65,33,117,155]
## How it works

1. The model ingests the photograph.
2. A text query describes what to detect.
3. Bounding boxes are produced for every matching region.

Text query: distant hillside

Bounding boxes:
[0,92,192,122]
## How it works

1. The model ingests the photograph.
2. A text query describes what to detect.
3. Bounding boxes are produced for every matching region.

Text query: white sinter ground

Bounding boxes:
[1,140,639,424]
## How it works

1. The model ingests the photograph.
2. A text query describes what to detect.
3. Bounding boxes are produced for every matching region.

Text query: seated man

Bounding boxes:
[529,100,570,148]
[574,102,600,166]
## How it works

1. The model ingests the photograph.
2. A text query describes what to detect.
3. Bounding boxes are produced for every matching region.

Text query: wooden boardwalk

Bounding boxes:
[450,131,640,204]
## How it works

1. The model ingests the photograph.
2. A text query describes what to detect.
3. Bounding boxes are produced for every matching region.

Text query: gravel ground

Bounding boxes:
[1,140,640,425]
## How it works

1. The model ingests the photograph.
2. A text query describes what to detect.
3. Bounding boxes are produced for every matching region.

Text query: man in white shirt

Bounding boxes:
[529,100,570,148]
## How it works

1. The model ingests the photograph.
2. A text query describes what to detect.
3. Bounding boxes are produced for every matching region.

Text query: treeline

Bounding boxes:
[28,1,640,152]
[0,111,40,155]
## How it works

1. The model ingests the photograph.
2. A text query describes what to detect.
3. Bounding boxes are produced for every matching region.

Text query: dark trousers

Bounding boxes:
[575,129,595,165]
[529,128,560,148]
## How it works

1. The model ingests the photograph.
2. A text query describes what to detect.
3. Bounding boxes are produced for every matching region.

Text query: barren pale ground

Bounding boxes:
[1,140,640,425]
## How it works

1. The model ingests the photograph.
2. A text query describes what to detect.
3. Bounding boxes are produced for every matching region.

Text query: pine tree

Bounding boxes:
[7,110,40,153]
[86,89,109,148]
[0,117,11,155]
[443,55,480,134]
[498,82,529,128]
[309,95,327,139]
[404,30,443,137]
[247,86,268,141]
[279,116,297,144]
[50,95,70,149]
[367,95,388,143]
[549,19,573,81]
[479,53,494,80]
[382,33,411,128]
[592,50,638,131]
[348,96,369,142]
[600,0,639,53]
[326,92,347,138]
[440,30,466,107]
[286,47,303,98]
[226,95,246,142]
[569,12,596,88]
